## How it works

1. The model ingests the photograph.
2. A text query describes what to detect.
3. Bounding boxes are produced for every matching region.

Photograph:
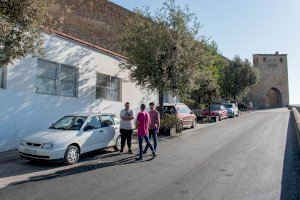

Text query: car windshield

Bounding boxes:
[210,105,220,111]
[225,104,233,108]
[50,116,87,130]
[162,106,176,115]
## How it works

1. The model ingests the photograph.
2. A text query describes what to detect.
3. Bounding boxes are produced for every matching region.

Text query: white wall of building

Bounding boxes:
[0,34,157,152]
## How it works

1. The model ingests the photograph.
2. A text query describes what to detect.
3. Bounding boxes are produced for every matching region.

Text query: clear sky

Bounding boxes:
[111,0,300,104]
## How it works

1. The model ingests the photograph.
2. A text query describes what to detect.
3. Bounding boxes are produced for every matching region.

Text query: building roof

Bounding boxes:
[51,30,127,60]
[253,52,287,56]
[49,0,134,56]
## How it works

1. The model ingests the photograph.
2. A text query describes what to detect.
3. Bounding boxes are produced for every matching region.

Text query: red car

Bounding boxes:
[201,104,228,120]
[162,103,197,128]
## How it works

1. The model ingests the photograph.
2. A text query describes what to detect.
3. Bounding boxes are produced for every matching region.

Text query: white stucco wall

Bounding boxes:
[0,34,157,152]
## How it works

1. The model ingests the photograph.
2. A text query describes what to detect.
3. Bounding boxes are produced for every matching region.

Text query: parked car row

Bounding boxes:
[201,103,240,120]
[19,103,197,165]
[18,102,239,165]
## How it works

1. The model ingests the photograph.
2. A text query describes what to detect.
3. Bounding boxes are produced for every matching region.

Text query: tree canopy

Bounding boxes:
[121,0,207,106]
[0,0,55,66]
[220,56,259,101]
[183,41,227,109]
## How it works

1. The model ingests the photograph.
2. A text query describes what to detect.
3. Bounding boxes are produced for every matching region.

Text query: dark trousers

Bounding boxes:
[138,135,155,157]
[120,129,133,152]
[144,129,158,153]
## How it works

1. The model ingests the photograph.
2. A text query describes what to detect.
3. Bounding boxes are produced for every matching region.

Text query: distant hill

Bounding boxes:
[49,0,134,55]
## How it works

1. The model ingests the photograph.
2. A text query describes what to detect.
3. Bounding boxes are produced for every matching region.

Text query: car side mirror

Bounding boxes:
[84,125,93,131]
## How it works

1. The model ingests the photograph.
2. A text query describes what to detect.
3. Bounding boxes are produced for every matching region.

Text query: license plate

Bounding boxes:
[24,148,37,154]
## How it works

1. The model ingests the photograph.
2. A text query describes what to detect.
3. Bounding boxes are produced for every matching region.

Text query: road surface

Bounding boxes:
[0,108,299,200]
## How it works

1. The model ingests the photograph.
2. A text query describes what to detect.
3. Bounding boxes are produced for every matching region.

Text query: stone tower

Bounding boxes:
[249,52,289,108]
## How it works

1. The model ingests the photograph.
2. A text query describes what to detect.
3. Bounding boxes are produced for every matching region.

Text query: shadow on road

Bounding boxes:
[0,148,119,179]
[280,114,300,200]
[10,153,155,186]
[0,135,172,180]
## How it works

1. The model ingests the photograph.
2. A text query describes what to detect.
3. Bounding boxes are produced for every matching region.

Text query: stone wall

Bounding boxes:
[49,0,134,55]
[248,53,289,108]
[291,107,300,148]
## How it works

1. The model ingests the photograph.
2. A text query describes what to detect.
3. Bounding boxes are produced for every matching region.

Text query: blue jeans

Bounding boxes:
[138,135,155,157]
[144,129,158,153]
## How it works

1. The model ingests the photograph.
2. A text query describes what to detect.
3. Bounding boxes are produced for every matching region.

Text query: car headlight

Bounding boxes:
[20,140,26,146]
[42,143,53,149]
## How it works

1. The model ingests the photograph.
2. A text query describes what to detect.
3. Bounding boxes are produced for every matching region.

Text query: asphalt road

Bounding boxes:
[1,108,299,200]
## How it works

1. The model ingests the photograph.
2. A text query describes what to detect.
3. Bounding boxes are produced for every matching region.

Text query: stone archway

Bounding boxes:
[266,87,282,108]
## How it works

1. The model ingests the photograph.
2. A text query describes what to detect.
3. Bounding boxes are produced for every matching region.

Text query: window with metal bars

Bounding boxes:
[36,58,78,97]
[96,73,122,102]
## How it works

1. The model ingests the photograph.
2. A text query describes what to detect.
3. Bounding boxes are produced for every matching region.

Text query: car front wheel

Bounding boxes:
[64,145,80,165]
[191,120,196,128]
[113,136,121,151]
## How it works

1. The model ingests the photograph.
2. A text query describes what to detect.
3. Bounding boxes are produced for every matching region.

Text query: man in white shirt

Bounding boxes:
[120,102,135,153]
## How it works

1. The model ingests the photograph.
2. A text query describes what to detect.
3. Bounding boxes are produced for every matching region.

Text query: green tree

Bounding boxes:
[184,41,227,111]
[0,0,55,66]
[120,0,206,108]
[197,68,220,109]
[221,56,259,101]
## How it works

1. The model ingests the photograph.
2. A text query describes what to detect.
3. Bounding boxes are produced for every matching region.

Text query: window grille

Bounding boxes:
[96,73,122,102]
[36,58,77,97]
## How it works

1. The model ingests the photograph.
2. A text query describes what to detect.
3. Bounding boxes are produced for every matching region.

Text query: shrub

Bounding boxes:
[238,102,247,111]
[198,103,207,110]
[160,114,183,133]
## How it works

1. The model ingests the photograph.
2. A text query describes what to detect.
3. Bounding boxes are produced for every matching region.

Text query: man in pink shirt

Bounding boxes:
[143,102,160,154]
[136,103,156,160]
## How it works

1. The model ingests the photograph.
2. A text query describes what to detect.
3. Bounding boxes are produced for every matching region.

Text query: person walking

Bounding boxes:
[136,104,156,160]
[248,101,253,111]
[143,102,160,154]
[120,102,135,154]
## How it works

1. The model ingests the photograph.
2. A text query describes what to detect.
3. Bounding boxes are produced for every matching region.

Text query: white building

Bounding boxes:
[0,32,157,152]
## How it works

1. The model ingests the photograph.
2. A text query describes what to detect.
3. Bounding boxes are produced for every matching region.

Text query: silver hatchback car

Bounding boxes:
[19,113,121,165]
[225,103,239,118]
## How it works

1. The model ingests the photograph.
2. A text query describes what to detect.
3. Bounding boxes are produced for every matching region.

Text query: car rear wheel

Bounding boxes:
[113,136,121,151]
[64,145,80,165]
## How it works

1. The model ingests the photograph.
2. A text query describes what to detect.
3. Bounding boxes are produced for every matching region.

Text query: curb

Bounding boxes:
[291,107,300,148]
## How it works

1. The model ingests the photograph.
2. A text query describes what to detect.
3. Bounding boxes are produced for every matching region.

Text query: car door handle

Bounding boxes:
[99,130,104,133]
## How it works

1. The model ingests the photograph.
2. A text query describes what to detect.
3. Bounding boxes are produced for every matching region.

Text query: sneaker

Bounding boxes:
[120,150,123,154]
[142,150,147,155]
[152,152,157,158]
[128,150,133,154]
[136,156,143,161]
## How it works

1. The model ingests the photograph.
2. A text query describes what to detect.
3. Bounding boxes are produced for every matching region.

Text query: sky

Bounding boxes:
[111,0,300,104]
